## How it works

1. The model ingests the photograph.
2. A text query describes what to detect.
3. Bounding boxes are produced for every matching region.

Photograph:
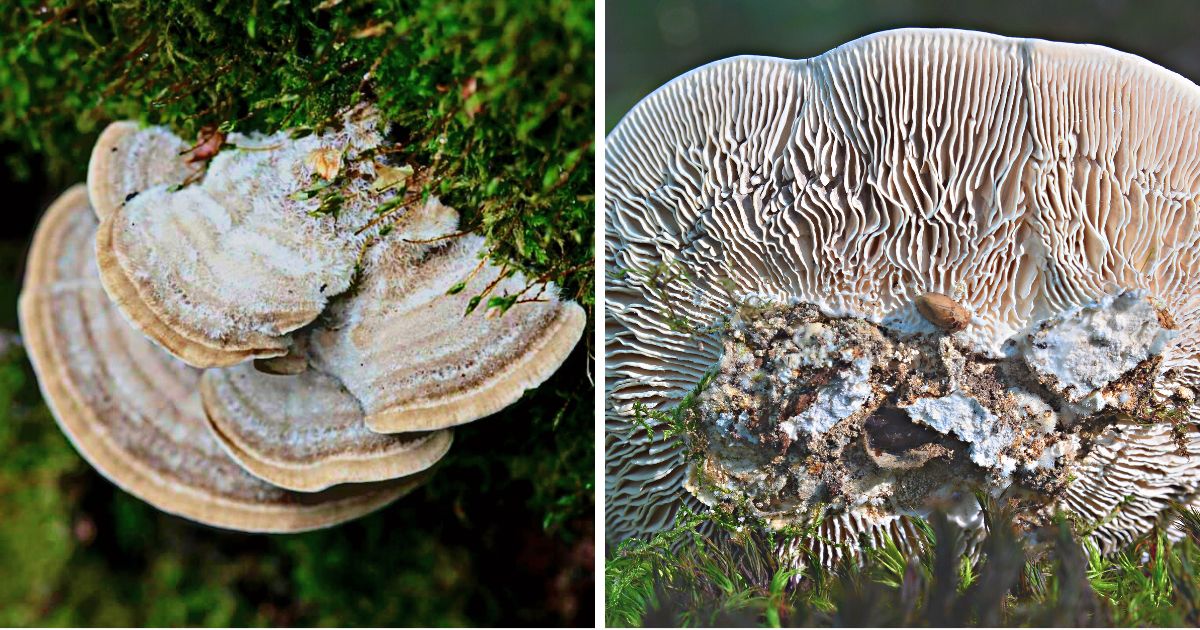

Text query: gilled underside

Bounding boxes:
[605,28,1200,558]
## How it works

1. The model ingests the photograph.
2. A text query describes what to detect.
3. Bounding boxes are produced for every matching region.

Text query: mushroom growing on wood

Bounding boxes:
[92,106,395,367]
[19,186,423,532]
[201,363,452,491]
[200,197,586,436]
[89,110,586,423]
[605,28,1200,562]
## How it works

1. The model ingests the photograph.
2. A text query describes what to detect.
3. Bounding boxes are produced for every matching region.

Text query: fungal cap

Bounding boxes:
[91,114,387,368]
[20,186,418,532]
[359,298,587,432]
[201,363,454,492]
[94,210,291,366]
[309,199,588,432]
[86,121,194,221]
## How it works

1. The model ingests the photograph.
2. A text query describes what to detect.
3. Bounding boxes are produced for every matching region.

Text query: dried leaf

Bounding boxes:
[372,163,414,193]
[305,147,343,181]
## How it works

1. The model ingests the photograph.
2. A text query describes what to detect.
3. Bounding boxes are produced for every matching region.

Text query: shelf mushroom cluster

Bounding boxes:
[20,108,585,532]
[605,28,1200,564]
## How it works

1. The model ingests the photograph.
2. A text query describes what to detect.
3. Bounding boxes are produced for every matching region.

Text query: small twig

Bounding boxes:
[178,165,206,188]
[28,1,84,44]
[401,229,472,244]
[477,262,509,298]
[99,31,154,80]
[448,257,488,293]
[229,143,285,152]
[149,58,238,107]
[352,169,436,236]
[534,260,590,285]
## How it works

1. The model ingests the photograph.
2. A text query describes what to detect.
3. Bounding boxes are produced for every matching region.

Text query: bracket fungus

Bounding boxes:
[19,106,585,531]
[93,107,392,367]
[19,186,422,532]
[300,200,587,433]
[198,198,584,487]
[201,364,453,492]
[86,121,195,221]
[605,28,1200,563]
[89,108,584,398]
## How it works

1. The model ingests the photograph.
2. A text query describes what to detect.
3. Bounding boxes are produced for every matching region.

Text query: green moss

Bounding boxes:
[606,501,1200,627]
[1,0,593,305]
[0,345,79,627]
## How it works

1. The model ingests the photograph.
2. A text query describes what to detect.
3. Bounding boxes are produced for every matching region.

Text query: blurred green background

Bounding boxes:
[607,0,1200,131]
[0,0,593,626]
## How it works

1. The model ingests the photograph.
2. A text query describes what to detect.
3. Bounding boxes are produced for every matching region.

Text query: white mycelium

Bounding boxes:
[779,357,873,438]
[683,294,1171,545]
[605,28,1200,562]
[1020,290,1179,415]
[904,392,1013,473]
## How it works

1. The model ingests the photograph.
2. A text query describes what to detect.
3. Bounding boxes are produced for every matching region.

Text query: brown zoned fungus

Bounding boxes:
[201,364,452,492]
[605,28,1200,566]
[19,106,584,531]
[200,197,583,488]
[89,107,585,429]
[93,107,392,367]
[19,187,424,531]
[86,121,194,221]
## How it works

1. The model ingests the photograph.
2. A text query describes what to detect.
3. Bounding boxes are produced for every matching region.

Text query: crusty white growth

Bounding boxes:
[790,323,840,368]
[1021,290,1177,407]
[688,295,1185,564]
[95,106,398,367]
[1028,434,1078,472]
[904,392,1014,473]
[714,411,757,443]
[1008,387,1059,434]
[19,186,418,533]
[779,356,873,438]
[605,28,1200,552]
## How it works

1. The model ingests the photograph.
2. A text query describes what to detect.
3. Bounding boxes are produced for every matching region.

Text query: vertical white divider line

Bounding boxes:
[593,1,608,627]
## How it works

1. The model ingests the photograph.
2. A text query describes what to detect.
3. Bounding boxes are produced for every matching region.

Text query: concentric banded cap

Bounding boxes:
[19,186,420,532]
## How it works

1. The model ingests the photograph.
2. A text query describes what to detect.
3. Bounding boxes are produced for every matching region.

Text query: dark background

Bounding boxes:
[607,0,1200,130]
